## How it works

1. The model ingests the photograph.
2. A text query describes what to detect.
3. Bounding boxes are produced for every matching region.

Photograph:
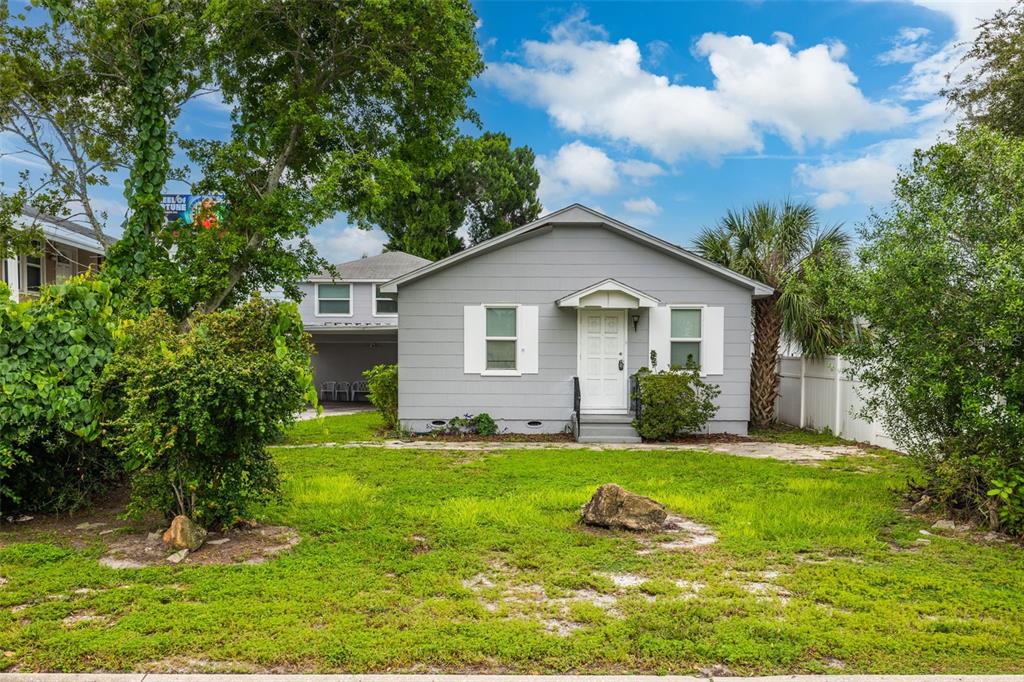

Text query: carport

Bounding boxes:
[308,325,397,402]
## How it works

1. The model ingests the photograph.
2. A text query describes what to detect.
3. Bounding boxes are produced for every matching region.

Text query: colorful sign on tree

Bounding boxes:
[161,194,226,229]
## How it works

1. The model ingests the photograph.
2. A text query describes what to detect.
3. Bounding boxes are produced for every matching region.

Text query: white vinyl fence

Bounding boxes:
[776,355,898,449]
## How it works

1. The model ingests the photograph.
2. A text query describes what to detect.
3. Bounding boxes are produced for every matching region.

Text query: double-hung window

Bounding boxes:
[317,283,351,315]
[374,284,397,315]
[485,306,517,371]
[25,251,43,292]
[670,307,702,369]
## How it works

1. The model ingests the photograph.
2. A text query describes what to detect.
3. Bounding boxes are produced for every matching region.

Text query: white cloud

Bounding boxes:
[877,26,933,65]
[814,190,851,210]
[797,2,1011,211]
[547,6,607,43]
[772,31,795,47]
[484,11,906,161]
[898,1,1010,101]
[827,39,848,59]
[535,141,619,207]
[645,39,672,67]
[693,33,900,151]
[798,155,902,210]
[619,159,665,180]
[623,197,661,215]
[310,225,387,264]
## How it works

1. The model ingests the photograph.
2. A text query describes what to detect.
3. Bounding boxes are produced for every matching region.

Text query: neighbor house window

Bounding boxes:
[25,253,42,291]
[485,306,517,370]
[670,308,702,369]
[317,283,351,315]
[374,284,397,315]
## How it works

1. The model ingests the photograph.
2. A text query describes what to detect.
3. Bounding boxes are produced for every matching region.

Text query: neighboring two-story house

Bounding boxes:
[297,251,430,398]
[2,209,113,302]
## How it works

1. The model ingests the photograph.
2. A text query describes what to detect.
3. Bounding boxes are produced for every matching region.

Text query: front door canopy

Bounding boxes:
[556,278,660,309]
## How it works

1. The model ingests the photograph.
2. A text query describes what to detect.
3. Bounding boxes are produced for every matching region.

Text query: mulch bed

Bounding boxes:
[414,432,576,443]
[0,490,299,568]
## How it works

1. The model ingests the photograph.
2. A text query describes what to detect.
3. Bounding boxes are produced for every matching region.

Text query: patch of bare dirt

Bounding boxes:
[0,492,299,568]
[731,568,793,605]
[61,610,111,627]
[658,433,756,445]
[631,514,719,555]
[101,524,299,567]
[139,657,265,673]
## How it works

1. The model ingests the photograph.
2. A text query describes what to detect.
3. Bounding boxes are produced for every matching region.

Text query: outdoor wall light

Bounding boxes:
[631,314,640,332]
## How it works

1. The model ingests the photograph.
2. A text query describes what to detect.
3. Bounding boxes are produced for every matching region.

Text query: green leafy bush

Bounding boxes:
[99,298,316,529]
[831,127,1024,535]
[0,277,120,513]
[433,413,499,437]
[364,363,398,432]
[632,368,720,441]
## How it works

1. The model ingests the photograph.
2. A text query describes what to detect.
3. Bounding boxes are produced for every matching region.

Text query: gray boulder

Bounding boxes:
[162,515,207,551]
[581,484,667,531]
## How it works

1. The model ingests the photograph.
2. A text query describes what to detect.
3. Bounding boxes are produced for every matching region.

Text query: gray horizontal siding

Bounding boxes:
[298,281,396,327]
[397,223,753,433]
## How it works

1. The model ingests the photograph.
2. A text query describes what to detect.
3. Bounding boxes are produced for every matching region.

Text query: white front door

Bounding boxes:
[578,309,627,411]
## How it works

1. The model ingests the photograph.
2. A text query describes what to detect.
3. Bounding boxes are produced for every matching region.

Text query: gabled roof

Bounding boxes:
[18,207,116,251]
[380,204,773,297]
[556,278,660,308]
[311,250,431,282]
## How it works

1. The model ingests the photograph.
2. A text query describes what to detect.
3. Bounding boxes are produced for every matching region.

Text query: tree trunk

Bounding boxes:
[750,296,783,428]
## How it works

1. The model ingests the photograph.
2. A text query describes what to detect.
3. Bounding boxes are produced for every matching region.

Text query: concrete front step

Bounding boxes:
[581,412,635,424]
[578,414,641,443]
[578,435,642,444]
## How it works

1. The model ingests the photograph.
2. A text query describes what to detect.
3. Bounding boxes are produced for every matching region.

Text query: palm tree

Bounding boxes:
[694,200,850,428]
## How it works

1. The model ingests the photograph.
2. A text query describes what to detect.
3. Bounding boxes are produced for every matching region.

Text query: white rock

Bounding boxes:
[75,522,106,530]
[166,549,189,564]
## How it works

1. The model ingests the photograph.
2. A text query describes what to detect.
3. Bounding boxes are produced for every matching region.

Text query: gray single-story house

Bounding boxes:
[380,204,772,442]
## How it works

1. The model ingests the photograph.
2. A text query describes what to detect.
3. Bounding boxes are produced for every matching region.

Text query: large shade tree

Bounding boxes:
[832,127,1024,533]
[357,131,541,260]
[77,0,481,318]
[694,201,851,428]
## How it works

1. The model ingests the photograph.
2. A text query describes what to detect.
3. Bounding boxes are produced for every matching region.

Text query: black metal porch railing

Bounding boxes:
[573,376,581,437]
[630,373,642,424]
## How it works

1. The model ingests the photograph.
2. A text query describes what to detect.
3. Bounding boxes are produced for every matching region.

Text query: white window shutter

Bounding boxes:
[463,306,486,374]
[648,306,671,371]
[703,306,725,376]
[519,305,539,374]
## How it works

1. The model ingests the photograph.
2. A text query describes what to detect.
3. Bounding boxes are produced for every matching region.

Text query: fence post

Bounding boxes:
[798,356,806,428]
[833,355,843,437]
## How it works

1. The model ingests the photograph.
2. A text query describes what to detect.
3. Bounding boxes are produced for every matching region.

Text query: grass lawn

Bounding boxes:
[1,418,1022,674]
[276,410,383,445]
[749,424,856,447]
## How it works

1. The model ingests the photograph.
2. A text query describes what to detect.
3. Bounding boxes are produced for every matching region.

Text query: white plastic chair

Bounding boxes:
[335,381,352,402]
[319,381,338,402]
[350,379,369,401]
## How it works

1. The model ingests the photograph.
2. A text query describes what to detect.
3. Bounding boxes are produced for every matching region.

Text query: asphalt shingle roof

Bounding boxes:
[321,251,431,281]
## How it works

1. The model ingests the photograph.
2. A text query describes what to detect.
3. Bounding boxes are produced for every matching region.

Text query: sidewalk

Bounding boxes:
[2,671,1024,675]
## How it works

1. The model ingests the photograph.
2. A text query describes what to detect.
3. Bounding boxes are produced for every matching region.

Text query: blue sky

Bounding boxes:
[1,1,1009,263]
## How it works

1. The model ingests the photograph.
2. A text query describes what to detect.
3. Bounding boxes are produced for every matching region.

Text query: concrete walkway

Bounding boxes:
[295,403,374,421]
[272,438,866,463]
[1,674,1021,682]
